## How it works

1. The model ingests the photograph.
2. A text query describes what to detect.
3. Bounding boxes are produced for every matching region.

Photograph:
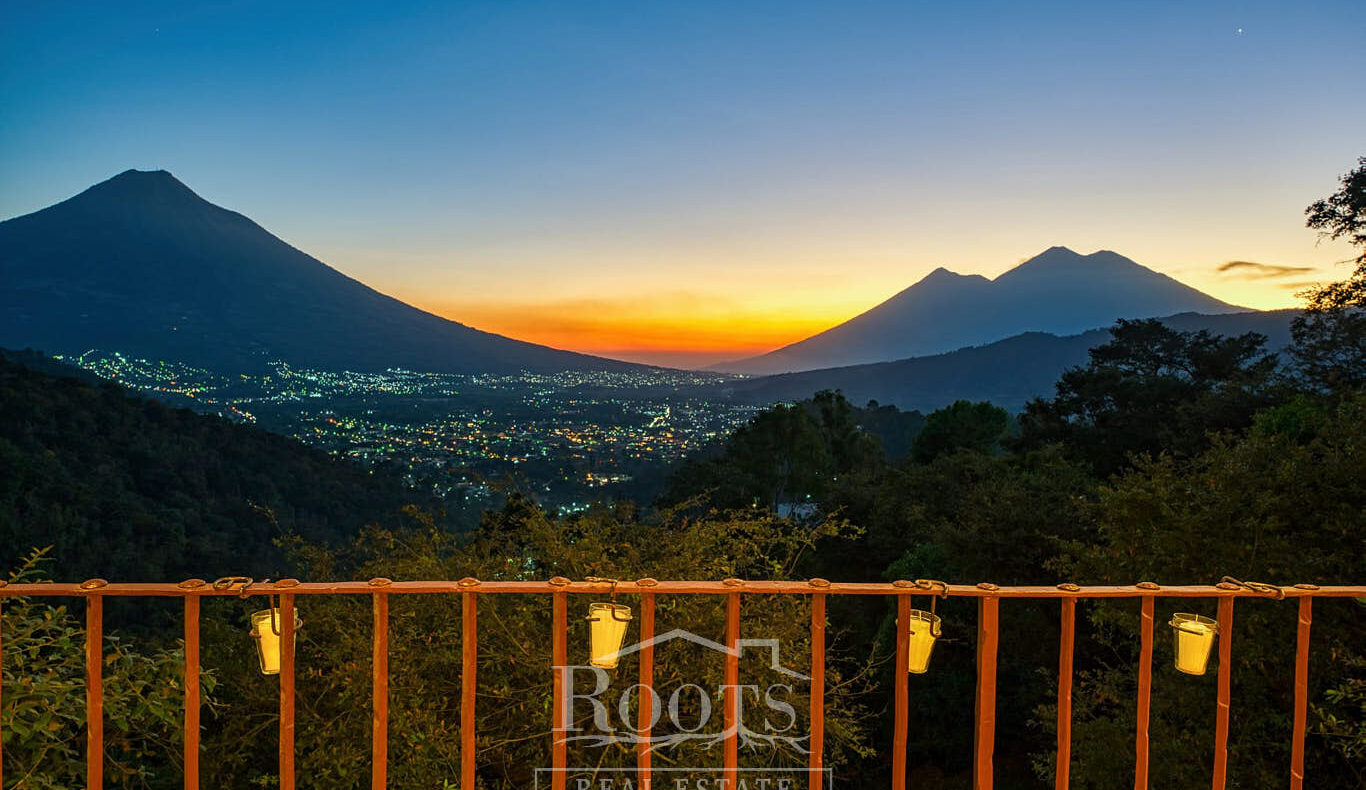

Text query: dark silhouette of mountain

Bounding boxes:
[715,310,1297,413]
[715,247,1244,374]
[0,170,643,373]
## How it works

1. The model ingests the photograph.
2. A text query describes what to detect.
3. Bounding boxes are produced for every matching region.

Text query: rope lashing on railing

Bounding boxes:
[915,579,949,596]
[585,576,621,599]
[891,578,950,615]
[212,576,256,597]
[1219,576,1286,599]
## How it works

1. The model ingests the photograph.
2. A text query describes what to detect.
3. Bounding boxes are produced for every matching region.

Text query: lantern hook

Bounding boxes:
[914,579,948,616]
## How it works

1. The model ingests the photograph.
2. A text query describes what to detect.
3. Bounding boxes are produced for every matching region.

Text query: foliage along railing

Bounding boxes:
[0,577,1362,790]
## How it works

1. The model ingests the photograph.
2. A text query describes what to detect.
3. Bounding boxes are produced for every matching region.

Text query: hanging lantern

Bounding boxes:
[1168,612,1218,676]
[906,608,942,674]
[587,602,632,669]
[250,607,303,676]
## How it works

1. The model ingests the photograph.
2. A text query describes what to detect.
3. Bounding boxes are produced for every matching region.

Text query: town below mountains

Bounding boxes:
[1,169,1298,500]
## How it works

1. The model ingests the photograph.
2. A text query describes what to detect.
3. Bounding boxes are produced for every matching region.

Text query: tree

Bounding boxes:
[1292,157,1366,391]
[1305,156,1366,258]
[1018,319,1279,476]
[1,550,213,789]
[810,390,885,473]
[910,400,1009,463]
[660,392,887,511]
[1046,395,1366,789]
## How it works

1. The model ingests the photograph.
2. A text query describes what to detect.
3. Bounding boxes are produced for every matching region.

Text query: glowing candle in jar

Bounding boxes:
[1171,615,1217,675]
[906,610,941,674]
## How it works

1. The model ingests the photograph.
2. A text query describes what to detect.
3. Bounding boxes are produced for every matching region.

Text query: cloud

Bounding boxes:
[1217,260,1317,279]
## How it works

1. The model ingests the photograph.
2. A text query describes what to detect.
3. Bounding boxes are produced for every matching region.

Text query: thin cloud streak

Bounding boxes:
[1279,281,1323,292]
[1217,260,1317,279]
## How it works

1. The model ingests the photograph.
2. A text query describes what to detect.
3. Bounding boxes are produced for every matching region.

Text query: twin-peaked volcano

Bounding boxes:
[714,247,1245,374]
[0,170,641,373]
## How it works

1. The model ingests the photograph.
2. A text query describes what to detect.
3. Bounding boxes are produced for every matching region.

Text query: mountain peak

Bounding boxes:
[73,169,206,207]
[1019,245,1084,266]
[114,167,175,180]
[105,168,188,187]
[917,266,990,287]
[921,266,960,282]
[995,246,1146,283]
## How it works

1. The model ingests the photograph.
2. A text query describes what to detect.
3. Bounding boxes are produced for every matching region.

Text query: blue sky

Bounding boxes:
[3,0,1363,365]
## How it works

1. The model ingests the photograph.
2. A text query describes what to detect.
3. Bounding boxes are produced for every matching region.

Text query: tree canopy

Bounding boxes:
[1017,318,1279,475]
[1292,157,1366,392]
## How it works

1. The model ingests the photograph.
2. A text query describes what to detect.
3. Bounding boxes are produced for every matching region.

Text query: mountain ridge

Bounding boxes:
[713,309,1297,412]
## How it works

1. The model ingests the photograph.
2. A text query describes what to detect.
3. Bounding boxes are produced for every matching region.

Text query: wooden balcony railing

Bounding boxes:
[1,578,1362,789]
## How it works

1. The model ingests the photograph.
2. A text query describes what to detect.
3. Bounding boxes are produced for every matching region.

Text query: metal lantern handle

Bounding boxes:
[268,595,282,636]
[914,578,949,617]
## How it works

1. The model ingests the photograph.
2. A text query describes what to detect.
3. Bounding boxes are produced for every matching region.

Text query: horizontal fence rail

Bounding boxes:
[0,577,1361,790]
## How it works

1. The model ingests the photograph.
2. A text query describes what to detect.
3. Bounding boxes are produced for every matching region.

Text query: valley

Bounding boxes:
[56,349,761,509]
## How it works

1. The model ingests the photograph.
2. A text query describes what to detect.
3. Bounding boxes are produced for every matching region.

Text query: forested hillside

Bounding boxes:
[0,350,428,581]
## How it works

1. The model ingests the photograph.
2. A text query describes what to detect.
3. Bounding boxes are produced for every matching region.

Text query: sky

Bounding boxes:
[2,1,1363,367]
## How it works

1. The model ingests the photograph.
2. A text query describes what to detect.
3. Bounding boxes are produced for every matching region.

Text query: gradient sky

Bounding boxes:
[3,1,1364,367]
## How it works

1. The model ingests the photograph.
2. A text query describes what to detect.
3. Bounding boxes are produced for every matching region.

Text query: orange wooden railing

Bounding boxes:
[0,578,1361,790]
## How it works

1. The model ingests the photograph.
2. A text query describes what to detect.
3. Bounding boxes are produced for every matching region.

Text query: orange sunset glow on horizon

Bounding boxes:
[412,293,856,368]
[383,234,1356,368]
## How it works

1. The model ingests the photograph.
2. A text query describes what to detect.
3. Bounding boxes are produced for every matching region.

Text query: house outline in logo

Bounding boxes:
[605,628,810,681]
